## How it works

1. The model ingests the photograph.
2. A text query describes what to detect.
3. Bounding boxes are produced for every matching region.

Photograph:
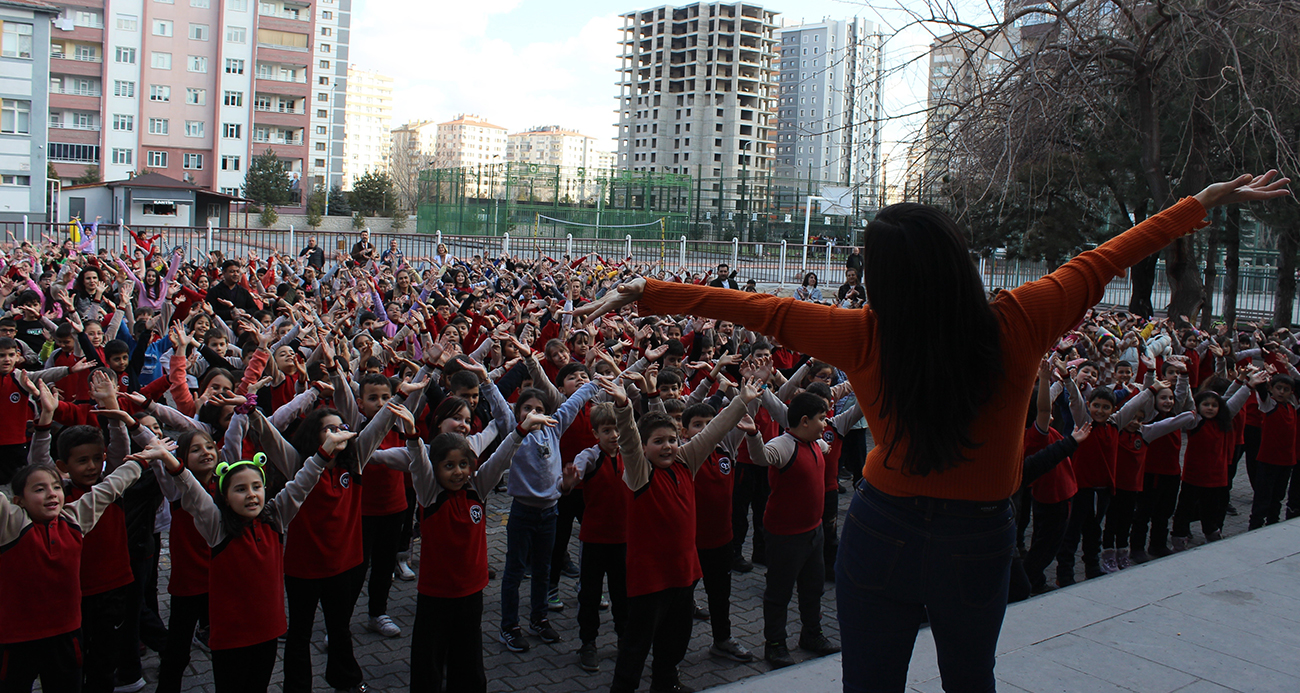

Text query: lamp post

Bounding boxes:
[802,194,826,271]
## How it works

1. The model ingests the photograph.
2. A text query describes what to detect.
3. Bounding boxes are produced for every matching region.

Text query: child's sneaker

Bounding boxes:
[499,626,529,652]
[1116,548,1133,570]
[365,615,401,638]
[1099,548,1118,574]
[528,618,561,644]
[1171,535,1190,552]
[394,552,416,581]
[709,638,755,662]
[578,642,600,672]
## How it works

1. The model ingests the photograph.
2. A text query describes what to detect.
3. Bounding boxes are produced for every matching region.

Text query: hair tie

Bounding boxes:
[234,392,258,415]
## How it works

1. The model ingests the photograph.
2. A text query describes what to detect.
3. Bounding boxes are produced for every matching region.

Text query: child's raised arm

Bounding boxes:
[681,379,760,475]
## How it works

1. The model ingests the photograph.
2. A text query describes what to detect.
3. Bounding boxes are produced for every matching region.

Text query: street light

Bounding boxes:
[802,194,826,271]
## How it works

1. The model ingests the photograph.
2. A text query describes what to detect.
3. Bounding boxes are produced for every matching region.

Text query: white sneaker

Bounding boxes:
[113,678,147,693]
[1171,536,1190,553]
[365,614,402,638]
[395,558,416,582]
[1116,548,1132,570]
[1099,548,1119,574]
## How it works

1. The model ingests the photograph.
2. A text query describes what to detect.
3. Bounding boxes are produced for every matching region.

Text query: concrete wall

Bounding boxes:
[238,211,415,232]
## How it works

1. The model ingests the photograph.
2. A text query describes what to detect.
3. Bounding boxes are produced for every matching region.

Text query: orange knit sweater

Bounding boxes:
[639,197,1210,501]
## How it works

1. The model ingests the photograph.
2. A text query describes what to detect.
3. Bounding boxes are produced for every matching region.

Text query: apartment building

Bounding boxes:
[43,0,349,209]
[773,17,882,200]
[615,2,779,209]
[1,0,58,221]
[432,113,506,169]
[342,64,392,188]
[506,125,615,170]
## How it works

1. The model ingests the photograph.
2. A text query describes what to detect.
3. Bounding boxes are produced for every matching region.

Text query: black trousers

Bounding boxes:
[1132,472,1180,552]
[0,629,83,693]
[362,511,406,617]
[1173,482,1229,538]
[1102,489,1138,550]
[212,638,278,693]
[762,527,825,643]
[841,429,868,484]
[1249,462,1292,529]
[141,533,167,650]
[822,489,839,571]
[1057,488,1109,578]
[1013,487,1033,552]
[283,562,366,693]
[399,486,418,550]
[697,544,733,642]
[577,542,628,645]
[732,463,769,561]
[156,593,208,693]
[1243,425,1262,492]
[1023,498,1070,590]
[549,490,585,588]
[81,584,128,693]
[1287,465,1300,518]
[409,591,486,693]
[610,584,695,693]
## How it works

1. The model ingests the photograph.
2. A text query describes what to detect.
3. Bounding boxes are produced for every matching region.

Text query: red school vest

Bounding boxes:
[1180,420,1236,487]
[560,402,597,463]
[1256,399,1297,467]
[579,449,630,545]
[168,500,211,597]
[362,429,409,517]
[1143,425,1183,477]
[765,438,826,536]
[694,447,736,551]
[417,488,489,599]
[0,371,34,445]
[737,409,777,466]
[285,465,363,579]
[0,517,85,644]
[821,424,843,493]
[1115,430,1148,493]
[626,462,702,598]
[1070,422,1117,491]
[1024,425,1077,504]
[64,485,133,596]
[209,521,286,650]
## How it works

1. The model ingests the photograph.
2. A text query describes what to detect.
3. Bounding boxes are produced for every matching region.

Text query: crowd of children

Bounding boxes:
[0,229,1295,693]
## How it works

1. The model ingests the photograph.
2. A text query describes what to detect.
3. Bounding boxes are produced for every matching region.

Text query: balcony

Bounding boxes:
[49,121,101,131]
[254,103,306,115]
[257,41,309,53]
[49,91,102,111]
[252,134,303,145]
[49,86,101,96]
[50,51,101,62]
[255,76,308,97]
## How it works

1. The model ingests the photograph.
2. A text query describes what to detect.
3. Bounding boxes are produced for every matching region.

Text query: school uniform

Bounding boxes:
[551,401,596,592]
[0,367,69,483]
[1130,424,1183,554]
[694,445,739,644]
[732,407,775,564]
[574,445,631,646]
[1022,424,1076,590]
[361,428,410,620]
[1249,394,1296,529]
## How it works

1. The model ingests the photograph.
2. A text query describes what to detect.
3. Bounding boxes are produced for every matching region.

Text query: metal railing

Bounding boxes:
[48,122,100,131]
[253,105,305,115]
[2,219,1292,323]
[52,52,102,62]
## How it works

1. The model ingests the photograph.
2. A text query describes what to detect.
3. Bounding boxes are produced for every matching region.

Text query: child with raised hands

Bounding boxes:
[398,401,556,693]
[0,385,165,693]
[605,374,760,693]
[161,426,355,693]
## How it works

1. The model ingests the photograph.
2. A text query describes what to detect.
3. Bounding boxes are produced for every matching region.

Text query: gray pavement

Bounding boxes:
[139,445,1272,693]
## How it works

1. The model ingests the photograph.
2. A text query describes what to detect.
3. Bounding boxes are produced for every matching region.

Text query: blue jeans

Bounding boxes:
[836,481,1015,693]
[500,499,557,631]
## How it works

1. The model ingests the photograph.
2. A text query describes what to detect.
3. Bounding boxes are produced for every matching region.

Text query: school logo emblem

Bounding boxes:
[8,392,19,404]
[121,375,129,386]
[339,472,352,488]
[469,504,483,524]
[1133,438,1143,451]
[822,429,835,444]
[718,457,732,475]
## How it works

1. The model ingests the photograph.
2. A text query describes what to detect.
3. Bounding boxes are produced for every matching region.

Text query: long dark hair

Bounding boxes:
[290,407,360,474]
[863,203,1002,476]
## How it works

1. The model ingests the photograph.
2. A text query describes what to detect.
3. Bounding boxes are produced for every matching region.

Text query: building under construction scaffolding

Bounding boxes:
[415,162,873,243]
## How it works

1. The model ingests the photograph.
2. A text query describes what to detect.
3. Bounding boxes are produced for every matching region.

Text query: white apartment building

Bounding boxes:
[341,65,392,188]
[309,0,348,194]
[433,113,506,169]
[773,17,882,201]
[506,125,615,170]
[615,2,779,212]
[0,0,58,222]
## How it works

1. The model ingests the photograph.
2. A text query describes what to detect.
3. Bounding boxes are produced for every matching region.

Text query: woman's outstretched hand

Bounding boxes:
[1195,171,1291,210]
[569,277,646,321]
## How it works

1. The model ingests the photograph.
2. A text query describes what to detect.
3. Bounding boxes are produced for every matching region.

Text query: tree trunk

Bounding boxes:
[1223,204,1241,328]
[1133,67,1174,316]
[1200,207,1220,329]
[1127,199,1155,316]
[1275,230,1297,329]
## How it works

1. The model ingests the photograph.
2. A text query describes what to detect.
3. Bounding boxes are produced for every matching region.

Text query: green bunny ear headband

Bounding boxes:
[215,452,267,494]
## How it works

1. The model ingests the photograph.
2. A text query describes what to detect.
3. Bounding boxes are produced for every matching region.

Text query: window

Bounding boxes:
[225,58,244,74]
[320,27,331,36]
[188,56,208,72]
[314,158,325,167]
[319,59,329,69]
[316,109,326,118]
[316,93,328,102]
[183,153,203,169]
[259,1,275,14]
[253,94,271,110]
[185,120,204,137]
[0,99,30,134]
[221,155,241,171]
[1,22,32,58]
[0,175,31,186]
[142,202,176,216]
[229,0,247,9]
[225,26,246,43]
[148,118,169,135]
[116,46,136,63]
[191,0,210,6]
[147,151,168,167]
[149,85,171,102]
[112,148,133,165]
[223,91,243,106]
[189,24,208,40]
[258,29,307,48]
[222,123,241,138]
[112,114,134,131]
[113,80,135,97]
[319,43,330,53]
[185,88,206,105]
[72,10,103,27]
[317,76,328,85]
[115,14,138,31]
[321,10,331,18]
[315,125,327,134]
[153,19,173,36]
[151,52,171,69]
[314,142,325,151]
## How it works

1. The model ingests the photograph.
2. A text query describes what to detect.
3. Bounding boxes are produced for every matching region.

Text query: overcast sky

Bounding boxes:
[350,0,1001,167]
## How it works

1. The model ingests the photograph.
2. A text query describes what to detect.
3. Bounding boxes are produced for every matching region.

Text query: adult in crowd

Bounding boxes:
[709,263,739,290]
[299,237,325,271]
[205,259,260,322]
[837,268,865,308]
[351,229,376,266]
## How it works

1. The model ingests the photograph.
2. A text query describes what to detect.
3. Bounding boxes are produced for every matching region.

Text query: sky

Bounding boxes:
[349,0,1002,169]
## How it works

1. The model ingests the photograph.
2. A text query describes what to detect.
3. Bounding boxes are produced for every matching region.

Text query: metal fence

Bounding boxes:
[2,219,1292,323]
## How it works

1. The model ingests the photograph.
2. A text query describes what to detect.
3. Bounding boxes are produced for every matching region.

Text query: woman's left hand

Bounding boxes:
[569,277,645,320]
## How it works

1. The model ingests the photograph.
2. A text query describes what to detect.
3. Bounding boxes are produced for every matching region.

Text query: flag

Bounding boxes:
[70,218,82,243]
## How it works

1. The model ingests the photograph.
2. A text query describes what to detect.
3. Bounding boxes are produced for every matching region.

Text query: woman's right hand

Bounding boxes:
[570,277,645,320]
[1194,171,1290,209]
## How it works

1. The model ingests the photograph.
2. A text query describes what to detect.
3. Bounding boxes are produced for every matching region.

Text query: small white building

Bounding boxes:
[59,171,241,226]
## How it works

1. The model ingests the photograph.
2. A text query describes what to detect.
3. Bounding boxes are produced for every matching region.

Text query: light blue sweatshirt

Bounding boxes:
[506,379,599,508]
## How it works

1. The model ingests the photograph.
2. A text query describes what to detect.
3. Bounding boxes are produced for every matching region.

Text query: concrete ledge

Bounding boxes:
[708,520,1300,692]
